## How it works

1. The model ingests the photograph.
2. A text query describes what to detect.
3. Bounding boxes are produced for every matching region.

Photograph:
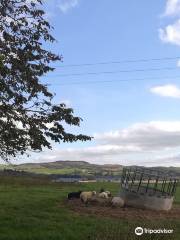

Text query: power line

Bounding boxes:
[45,75,180,86]
[54,56,180,68]
[46,67,179,78]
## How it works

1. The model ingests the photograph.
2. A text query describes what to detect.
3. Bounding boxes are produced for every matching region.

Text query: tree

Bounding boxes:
[0,0,91,161]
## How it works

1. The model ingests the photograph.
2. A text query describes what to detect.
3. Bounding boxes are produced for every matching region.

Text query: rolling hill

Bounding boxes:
[0,161,123,176]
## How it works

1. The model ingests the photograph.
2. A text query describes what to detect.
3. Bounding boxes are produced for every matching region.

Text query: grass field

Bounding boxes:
[0,175,179,240]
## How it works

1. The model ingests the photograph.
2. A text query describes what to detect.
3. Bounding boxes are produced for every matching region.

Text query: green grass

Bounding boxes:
[0,175,179,240]
[24,167,79,175]
[1,165,79,175]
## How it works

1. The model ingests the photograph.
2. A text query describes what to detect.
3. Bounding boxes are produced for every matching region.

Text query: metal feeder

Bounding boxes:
[120,167,178,211]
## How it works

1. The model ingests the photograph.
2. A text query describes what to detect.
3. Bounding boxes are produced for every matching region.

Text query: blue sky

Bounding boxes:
[18,0,180,166]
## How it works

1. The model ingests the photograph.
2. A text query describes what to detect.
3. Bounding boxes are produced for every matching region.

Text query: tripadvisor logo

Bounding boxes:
[135,227,143,236]
[135,227,173,235]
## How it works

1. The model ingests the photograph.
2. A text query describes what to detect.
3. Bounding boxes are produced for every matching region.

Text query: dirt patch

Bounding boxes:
[63,199,180,220]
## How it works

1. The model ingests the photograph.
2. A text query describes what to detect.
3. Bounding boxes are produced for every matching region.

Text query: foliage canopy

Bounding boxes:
[0,0,91,161]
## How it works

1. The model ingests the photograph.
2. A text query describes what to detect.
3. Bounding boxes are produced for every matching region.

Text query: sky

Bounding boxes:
[13,0,180,166]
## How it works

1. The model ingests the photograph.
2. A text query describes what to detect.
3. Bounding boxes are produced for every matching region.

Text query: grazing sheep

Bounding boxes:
[80,191,96,204]
[105,191,111,197]
[89,195,112,206]
[111,197,125,207]
[67,191,82,200]
[98,192,109,199]
[99,189,111,196]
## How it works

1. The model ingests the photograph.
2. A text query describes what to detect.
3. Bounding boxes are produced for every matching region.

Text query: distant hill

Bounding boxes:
[0,161,179,177]
[0,161,123,176]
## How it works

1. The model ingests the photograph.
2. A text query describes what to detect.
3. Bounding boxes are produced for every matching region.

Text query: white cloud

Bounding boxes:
[150,84,180,98]
[26,121,180,167]
[57,0,79,13]
[159,19,180,45]
[95,121,180,150]
[163,0,180,17]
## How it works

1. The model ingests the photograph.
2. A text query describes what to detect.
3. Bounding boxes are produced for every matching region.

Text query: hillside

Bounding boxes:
[1,161,123,176]
[0,161,180,178]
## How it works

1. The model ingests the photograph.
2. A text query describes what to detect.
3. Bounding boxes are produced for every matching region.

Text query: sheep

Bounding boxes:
[111,197,125,207]
[89,195,112,206]
[99,188,111,196]
[80,191,96,204]
[67,191,82,200]
[105,191,111,197]
[98,192,109,199]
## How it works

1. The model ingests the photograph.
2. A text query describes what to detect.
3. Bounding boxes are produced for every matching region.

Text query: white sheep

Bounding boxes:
[80,191,96,203]
[98,192,109,199]
[105,191,111,197]
[111,197,125,207]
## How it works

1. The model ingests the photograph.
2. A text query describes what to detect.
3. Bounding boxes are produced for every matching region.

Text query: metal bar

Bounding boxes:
[162,179,167,194]
[171,180,177,196]
[122,168,129,189]
[161,178,165,193]
[130,170,137,190]
[137,173,143,192]
[170,180,175,196]
[121,168,125,184]
[146,176,150,193]
[167,179,171,195]
[154,176,159,193]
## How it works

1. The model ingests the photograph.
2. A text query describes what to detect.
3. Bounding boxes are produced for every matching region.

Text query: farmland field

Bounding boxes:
[0,175,179,240]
